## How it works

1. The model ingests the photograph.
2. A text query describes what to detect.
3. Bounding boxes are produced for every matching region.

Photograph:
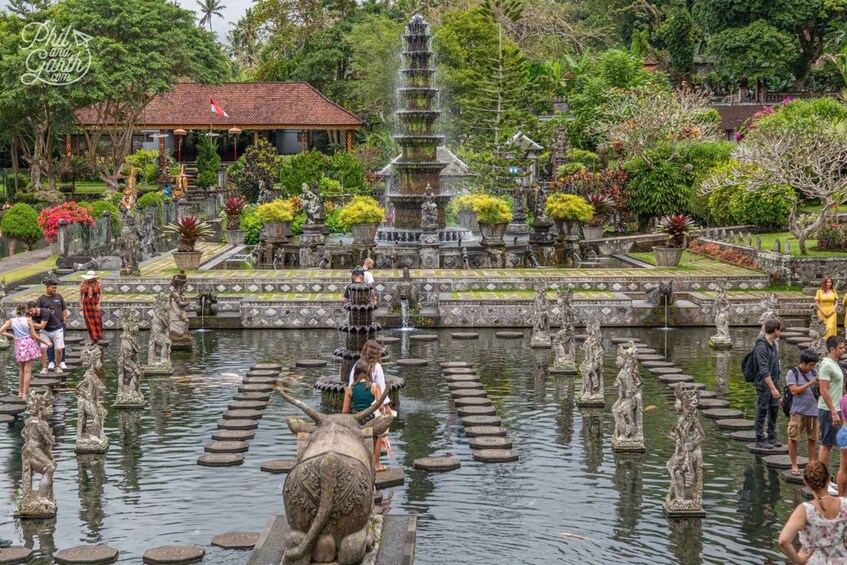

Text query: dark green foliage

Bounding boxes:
[329,151,366,194]
[658,5,695,81]
[815,223,847,252]
[708,183,792,230]
[1,203,41,248]
[137,191,165,209]
[240,205,262,245]
[278,150,330,196]
[230,138,281,202]
[89,200,121,234]
[196,135,220,190]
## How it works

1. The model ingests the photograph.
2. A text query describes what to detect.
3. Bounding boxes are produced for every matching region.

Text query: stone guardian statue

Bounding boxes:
[76,345,109,453]
[530,284,551,348]
[551,289,576,373]
[168,271,192,349]
[116,309,146,408]
[611,341,645,452]
[664,384,706,517]
[708,284,732,349]
[144,292,173,375]
[576,317,605,407]
[19,388,57,518]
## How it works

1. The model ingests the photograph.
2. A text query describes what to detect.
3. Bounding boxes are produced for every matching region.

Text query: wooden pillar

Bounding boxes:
[299,130,306,153]
[65,134,72,157]
[253,131,259,147]
[346,130,354,153]
[158,129,167,175]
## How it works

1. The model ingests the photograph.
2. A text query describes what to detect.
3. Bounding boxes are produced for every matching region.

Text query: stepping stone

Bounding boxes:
[379,337,400,344]
[30,378,60,387]
[246,370,278,377]
[238,383,272,393]
[0,404,25,416]
[440,361,472,368]
[443,367,477,375]
[454,397,492,407]
[64,334,85,343]
[228,401,267,411]
[0,396,25,405]
[197,454,244,467]
[641,361,676,368]
[295,359,327,368]
[636,354,665,361]
[143,546,205,564]
[657,374,694,384]
[714,418,754,430]
[413,456,460,472]
[409,334,438,341]
[611,337,641,344]
[252,363,282,370]
[0,547,34,564]
[698,398,730,409]
[784,336,808,344]
[461,415,502,427]
[746,442,788,455]
[701,408,744,420]
[211,532,260,551]
[469,436,513,450]
[260,459,297,474]
[636,348,657,354]
[451,389,487,398]
[233,392,270,402]
[217,419,259,430]
[375,467,405,489]
[781,469,806,484]
[457,405,496,417]
[647,367,683,375]
[96,339,110,347]
[448,381,484,390]
[242,377,277,386]
[762,454,808,470]
[729,429,757,442]
[472,449,518,463]
[55,545,119,564]
[223,409,263,420]
[452,332,479,340]
[464,426,507,437]
[446,374,479,383]
[396,358,428,367]
[211,430,255,442]
[495,331,523,339]
[0,415,14,425]
[698,391,718,399]
[205,441,249,454]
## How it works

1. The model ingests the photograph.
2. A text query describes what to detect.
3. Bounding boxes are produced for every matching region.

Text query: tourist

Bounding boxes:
[818,336,846,470]
[79,271,103,345]
[28,301,64,375]
[0,303,52,398]
[362,258,375,285]
[753,319,783,449]
[348,340,388,408]
[342,358,387,471]
[343,269,377,305]
[36,279,67,371]
[778,461,847,564]
[815,276,838,339]
[786,349,820,476]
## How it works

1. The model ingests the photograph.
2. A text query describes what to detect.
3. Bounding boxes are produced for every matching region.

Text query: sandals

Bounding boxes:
[790,468,801,477]
[374,463,387,472]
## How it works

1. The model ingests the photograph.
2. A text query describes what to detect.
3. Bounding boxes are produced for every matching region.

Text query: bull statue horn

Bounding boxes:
[355,384,391,423]
[274,385,323,424]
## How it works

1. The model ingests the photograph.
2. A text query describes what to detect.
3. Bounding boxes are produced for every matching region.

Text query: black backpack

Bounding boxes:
[782,367,819,417]
[742,348,758,383]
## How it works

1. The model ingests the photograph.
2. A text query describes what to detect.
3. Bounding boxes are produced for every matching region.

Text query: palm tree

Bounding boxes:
[228,9,261,70]
[196,0,226,33]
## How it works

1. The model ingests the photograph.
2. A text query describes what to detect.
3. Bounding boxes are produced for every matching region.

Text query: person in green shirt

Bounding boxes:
[818,335,846,468]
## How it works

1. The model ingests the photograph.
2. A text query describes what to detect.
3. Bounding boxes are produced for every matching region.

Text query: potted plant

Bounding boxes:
[545,193,593,238]
[583,193,612,240]
[257,199,295,242]
[469,194,512,244]
[452,193,479,231]
[1,203,42,254]
[223,196,247,244]
[164,216,214,269]
[653,213,697,267]
[338,196,385,245]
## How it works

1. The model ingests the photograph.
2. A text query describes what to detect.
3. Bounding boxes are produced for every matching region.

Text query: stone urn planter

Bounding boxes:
[350,223,378,245]
[458,211,478,232]
[172,250,204,270]
[224,229,246,245]
[652,246,685,267]
[553,219,581,239]
[478,222,508,245]
[262,221,291,242]
[581,226,605,240]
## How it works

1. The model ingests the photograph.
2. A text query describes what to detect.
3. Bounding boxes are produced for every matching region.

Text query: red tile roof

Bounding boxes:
[75,82,363,130]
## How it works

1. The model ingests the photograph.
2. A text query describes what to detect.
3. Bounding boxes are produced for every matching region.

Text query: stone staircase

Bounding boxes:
[179,162,207,202]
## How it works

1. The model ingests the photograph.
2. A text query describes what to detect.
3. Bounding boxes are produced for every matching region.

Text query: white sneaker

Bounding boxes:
[47,362,54,370]
[829,482,839,496]
[39,367,48,375]
[54,367,63,375]
[59,362,67,370]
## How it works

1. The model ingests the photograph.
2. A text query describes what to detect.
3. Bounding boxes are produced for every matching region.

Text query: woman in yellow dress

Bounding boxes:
[815,276,838,339]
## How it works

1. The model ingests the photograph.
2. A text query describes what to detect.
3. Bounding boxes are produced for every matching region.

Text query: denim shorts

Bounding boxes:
[819,408,841,447]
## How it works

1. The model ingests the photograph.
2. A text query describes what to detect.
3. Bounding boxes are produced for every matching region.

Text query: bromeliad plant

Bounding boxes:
[164,216,214,252]
[656,214,697,248]
[585,193,613,227]
[224,196,247,230]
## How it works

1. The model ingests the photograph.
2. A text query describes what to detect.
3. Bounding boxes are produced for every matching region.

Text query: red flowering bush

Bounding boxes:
[37,201,95,243]
[689,240,758,269]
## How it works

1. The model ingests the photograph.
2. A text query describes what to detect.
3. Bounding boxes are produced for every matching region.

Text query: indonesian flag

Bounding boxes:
[210,98,229,117]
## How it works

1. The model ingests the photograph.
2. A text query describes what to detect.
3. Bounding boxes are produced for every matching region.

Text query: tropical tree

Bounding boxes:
[228,8,262,74]
[197,0,227,33]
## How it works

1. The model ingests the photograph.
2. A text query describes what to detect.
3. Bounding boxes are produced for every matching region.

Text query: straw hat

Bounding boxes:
[81,270,98,280]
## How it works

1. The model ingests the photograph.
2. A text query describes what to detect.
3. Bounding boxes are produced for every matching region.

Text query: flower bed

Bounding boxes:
[37,202,94,243]
[689,239,759,269]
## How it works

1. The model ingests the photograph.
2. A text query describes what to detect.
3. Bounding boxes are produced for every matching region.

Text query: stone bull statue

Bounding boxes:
[276,385,393,565]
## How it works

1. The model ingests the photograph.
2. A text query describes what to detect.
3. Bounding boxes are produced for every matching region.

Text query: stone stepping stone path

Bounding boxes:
[701,408,744,420]
[460,415,503,427]
[54,545,119,564]
[457,405,497,417]
[729,430,757,442]
[440,361,472,368]
[698,391,718,399]
[228,400,267,410]
[0,547,34,564]
[223,409,263,420]
[454,397,492,407]
[782,470,806,485]
[746,443,788,455]
[715,418,755,430]
[295,359,327,368]
[143,546,205,564]
[64,334,85,344]
[0,404,25,416]
[472,449,518,463]
[469,436,513,450]
[211,430,255,442]
[396,358,428,367]
[443,367,477,375]
[611,337,641,344]
[698,398,731,409]
[448,381,484,390]
[641,361,676,368]
[0,396,24,405]
[30,377,61,387]
[495,331,524,339]
[451,332,479,340]
[446,374,479,383]
[197,453,244,467]
[253,363,282,370]
[784,336,808,345]
[237,383,273,393]
[379,336,400,344]
[260,459,297,474]
[413,456,460,472]
[375,467,405,488]
[647,367,684,375]
[636,354,665,361]
[217,419,259,430]
[636,347,657,354]
[211,532,259,551]
[0,415,14,425]
[465,426,507,437]
[205,441,249,454]
[657,374,694,384]
[763,454,808,470]
[409,334,438,341]
[233,392,270,402]
[245,370,278,377]
[451,388,487,398]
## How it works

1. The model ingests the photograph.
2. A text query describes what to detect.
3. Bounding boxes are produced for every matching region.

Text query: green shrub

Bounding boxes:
[257,199,295,222]
[329,151,366,194]
[337,196,385,227]
[318,176,342,195]
[469,194,513,224]
[556,163,587,178]
[738,184,792,230]
[240,205,262,244]
[1,203,42,248]
[279,149,330,195]
[90,200,121,234]
[196,135,220,190]
[137,191,165,209]
[545,193,594,222]
[326,207,346,233]
[568,149,601,169]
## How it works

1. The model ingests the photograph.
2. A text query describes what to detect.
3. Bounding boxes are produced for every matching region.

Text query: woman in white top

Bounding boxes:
[0,303,52,398]
[779,460,847,564]
[348,339,390,470]
[362,258,375,285]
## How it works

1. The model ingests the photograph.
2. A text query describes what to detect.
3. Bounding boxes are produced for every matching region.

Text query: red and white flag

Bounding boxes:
[210,98,229,117]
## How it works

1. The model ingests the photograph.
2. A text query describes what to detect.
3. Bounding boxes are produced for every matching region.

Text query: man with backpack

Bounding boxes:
[752,319,783,449]
[784,349,820,476]
[818,335,846,473]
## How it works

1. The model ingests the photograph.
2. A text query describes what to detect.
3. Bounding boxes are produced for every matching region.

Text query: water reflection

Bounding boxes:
[580,407,604,474]
[19,517,56,558]
[612,451,644,535]
[738,464,783,551]
[668,516,703,564]
[117,411,141,493]
[715,350,730,396]
[77,454,106,537]
[532,349,549,404]
[555,378,575,446]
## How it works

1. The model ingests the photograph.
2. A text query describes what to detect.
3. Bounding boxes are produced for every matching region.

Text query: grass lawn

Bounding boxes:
[628,250,743,272]
[5,255,58,284]
[755,232,847,257]
[70,181,108,195]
